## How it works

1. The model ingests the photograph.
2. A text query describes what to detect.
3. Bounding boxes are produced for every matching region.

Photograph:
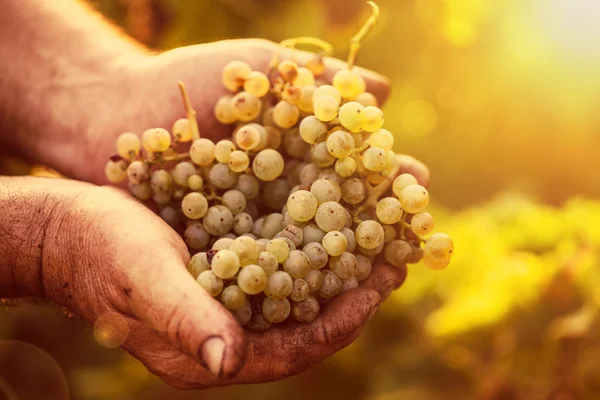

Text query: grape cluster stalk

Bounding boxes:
[104,2,454,331]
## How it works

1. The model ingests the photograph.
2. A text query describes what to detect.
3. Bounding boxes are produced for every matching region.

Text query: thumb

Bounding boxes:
[112,243,247,378]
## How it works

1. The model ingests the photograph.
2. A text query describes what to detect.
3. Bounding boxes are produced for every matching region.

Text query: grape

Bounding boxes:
[278,225,304,247]
[302,224,326,247]
[244,71,270,97]
[383,224,397,243]
[232,91,262,122]
[304,269,323,293]
[290,279,309,302]
[182,192,209,219]
[322,231,348,257]
[384,150,397,170]
[318,167,344,185]
[300,163,320,185]
[230,236,260,266]
[286,190,318,222]
[362,146,387,172]
[211,249,240,279]
[313,95,339,122]
[273,100,300,129]
[172,161,196,187]
[142,128,171,152]
[184,223,210,249]
[384,240,412,267]
[129,182,152,200]
[233,213,254,235]
[292,296,320,323]
[234,174,260,199]
[335,157,356,178]
[315,201,347,232]
[298,85,317,113]
[105,159,127,183]
[424,233,453,263]
[197,271,223,297]
[264,270,293,299]
[411,212,434,236]
[172,118,193,142]
[355,220,385,250]
[209,163,238,189]
[355,255,372,281]
[252,217,264,237]
[172,188,185,201]
[332,69,365,99]
[392,173,418,197]
[235,125,261,151]
[369,129,394,151]
[214,140,236,163]
[313,84,341,104]
[340,227,357,253]
[261,213,284,239]
[214,96,237,124]
[294,67,315,87]
[342,277,359,292]
[376,197,403,224]
[283,211,307,229]
[249,123,268,152]
[279,237,297,251]
[213,238,234,250]
[152,190,171,206]
[359,241,384,257]
[277,60,299,82]
[306,55,325,76]
[362,107,385,133]
[266,238,290,263]
[150,169,173,193]
[203,205,234,236]
[319,270,342,299]
[311,142,336,168]
[256,238,269,252]
[400,184,429,214]
[264,126,282,150]
[408,243,424,264]
[247,313,272,332]
[222,60,252,91]
[245,200,259,219]
[188,252,210,279]
[329,252,358,279]
[282,86,303,105]
[252,149,284,181]
[299,115,328,144]
[326,130,355,158]
[262,297,291,323]
[188,139,215,166]
[284,160,304,188]
[257,251,279,276]
[188,174,203,191]
[341,178,366,204]
[222,190,247,214]
[261,179,290,210]
[283,250,310,278]
[283,128,310,159]
[159,206,180,227]
[238,264,268,295]
[338,102,365,132]
[231,300,252,325]
[116,132,141,160]
[355,92,378,107]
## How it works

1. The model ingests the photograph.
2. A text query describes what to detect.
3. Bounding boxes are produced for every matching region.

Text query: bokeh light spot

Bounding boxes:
[401,100,438,136]
[442,13,476,47]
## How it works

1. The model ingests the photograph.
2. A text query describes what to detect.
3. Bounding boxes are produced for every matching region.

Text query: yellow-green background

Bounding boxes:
[2,0,600,398]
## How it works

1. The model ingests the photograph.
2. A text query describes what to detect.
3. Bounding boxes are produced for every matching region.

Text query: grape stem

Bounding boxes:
[399,213,408,240]
[178,81,201,141]
[356,158,404,214]
[269,37,333,70]
[144,152,190,164]
[347,1,380,69]
[352,141,370,154]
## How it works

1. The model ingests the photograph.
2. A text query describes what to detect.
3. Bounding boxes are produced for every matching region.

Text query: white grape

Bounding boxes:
[299,116,328,144]
[369,129,394,151]
[376,197,403,224]
[181,192,208,219]
[197,271,223,297]
[329,252,357,279]
[184,223,210,249]
[362,146,387,172]
[392,173,418,198]
[203,205,234,236]
[257,251,279,276]
[338,102,365,132]
[222,189,247,214]
[292,296,320,323]
[252,149,284,181]
[214,140,236,163]
[264,270,293,299]
[211,249,241,279]
[322,231,348,256]
[238,264,268,295]
[283,250,311,278]
[229,236,260,266]
[116,132,141,160]
[172,117,193,142]
[286,190,318,222]
[262,297,290,323]
[355,220,385,250]
[188,252,210,279]
[142,128,171,152]
[209,163,238,189]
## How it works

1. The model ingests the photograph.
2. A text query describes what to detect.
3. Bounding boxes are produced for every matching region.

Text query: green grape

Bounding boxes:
[392,173,418,198]
[300,163,320,185]
[278,225,304,247]
[384,240,412,267]
[304,269,323,294]
[313,95,339,122]
[116,132,141,160]
[283,250,311,278]
[235,125,261,151]
[222,189,246,214]
[234,174,260,199]
[129,181,152,200]
[315,202,347,232]
[247,313,272,332]
[257,251,279,276]
[299,115,328,144]
[282,128,310,159]
[293,67,315,87]
[302,224,326,247]
[318,167,344,185]
[266,238,290,263]
[252,149,284,181]
[159,206,180,227]
[311,142,336,168]
[362,106,384,133]
[172,161,196,187]
[212,238,234,251]
[290,279,309,302]
[355,255,372,281]
[231,300,252,325]
[383,224,397,243]
[233,212,254,235]
[262,297,291,323]
[332,69,366,99]
[264,270,293,299]
[263,127,282,151]
[343,207,353,229]
[376,197,403,224]
[214,139,236,163]
[335,157,356,178]
[243,71,270,97]
[211,249,241,279]
[341,178,366,204]
[322,231,348,256]
[279,237,297,252]
[302,242,328,269]
[330,252,358,280]
[411,212,434,236]
[232,91,262,122]
[400,184,429,213]
[281,86,303,105]
[292,296,320,323]
[340,227,357,253]
[184,223,210,249]
[197,271,223,297]
[209,163,238,189]
[369,129,394,151]
[214,96,237,124]
[172,118,193,142]
[286,190,318,222]
[342,277,359,292]
[273,100,300,129]
[338,102,365,132]
[326,130,355,159]
[186,174,202,191]
[256,237,269,252]
[172,188,185,201]
[362,146,387,172]
[150,169,172,194]
[355,92,378,107]
[222,60,252,92]
[260,213,284,239]
[312,84,341,104]
[306,55,325,76]
[142,128,171,153]
[181,192,209,219]
[355,220,385,250]
[188,252,210,279]
[190,138,215,166]
[359,241,384,257]
[319,270,342,299]
[203,205,234,236]
[238,264,268,295]
[230,236,260,266]
[277,60,299,82]
[424,233,453,264]
[298,85,317,113]
[105,159,127,183]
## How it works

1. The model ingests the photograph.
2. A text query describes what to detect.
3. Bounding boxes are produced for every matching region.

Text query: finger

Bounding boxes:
[395,154,430,188]
[361,262,408,301]
[111,243,247,379]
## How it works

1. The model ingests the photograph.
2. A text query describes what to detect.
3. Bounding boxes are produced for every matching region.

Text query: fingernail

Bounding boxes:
[201,336,226,377]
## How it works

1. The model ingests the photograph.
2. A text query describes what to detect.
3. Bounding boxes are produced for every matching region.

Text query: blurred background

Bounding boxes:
[2,0,600,398]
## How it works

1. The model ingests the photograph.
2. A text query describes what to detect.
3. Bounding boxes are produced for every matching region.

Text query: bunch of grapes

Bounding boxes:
[103,2,453,331]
